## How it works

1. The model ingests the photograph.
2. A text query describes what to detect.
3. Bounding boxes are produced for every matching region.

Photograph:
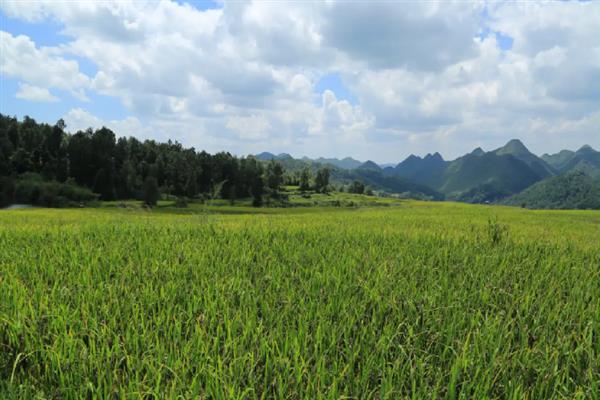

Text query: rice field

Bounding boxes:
[1,201,599,399]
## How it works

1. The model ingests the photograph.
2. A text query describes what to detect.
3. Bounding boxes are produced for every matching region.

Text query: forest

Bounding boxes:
[0,114,330,208]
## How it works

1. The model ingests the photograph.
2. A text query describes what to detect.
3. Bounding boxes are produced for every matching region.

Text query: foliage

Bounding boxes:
[348,180,365,194]
[0,114,277,206]
[298,167,311,192]
[265,160,284,198]
[0,202,599,398]
[504,170,600,209]
[314,167,330,193]
[2,173,98,207]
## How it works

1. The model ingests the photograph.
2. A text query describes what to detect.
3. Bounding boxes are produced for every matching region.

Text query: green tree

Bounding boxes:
[143,176,160,207]
[349,180,365,194]
[299,167,311,192]
[265,160,284,198]
[314,167,330,193]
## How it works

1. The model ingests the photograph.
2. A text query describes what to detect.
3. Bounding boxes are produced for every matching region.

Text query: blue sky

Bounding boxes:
[1,1,599,162]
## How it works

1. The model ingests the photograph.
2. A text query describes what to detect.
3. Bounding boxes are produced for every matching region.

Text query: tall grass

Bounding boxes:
[1,202,599,398]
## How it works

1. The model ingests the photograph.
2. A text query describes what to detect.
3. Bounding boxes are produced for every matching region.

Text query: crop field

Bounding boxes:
[1,201,599,399]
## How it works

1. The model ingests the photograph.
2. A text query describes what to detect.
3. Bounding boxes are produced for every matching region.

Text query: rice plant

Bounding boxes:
[0,202,599,398]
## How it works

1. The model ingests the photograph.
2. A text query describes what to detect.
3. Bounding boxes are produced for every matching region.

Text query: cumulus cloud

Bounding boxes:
[15,83,58,102]
[321,2,482,71]
[0,31,90,100]
[226,114,272,141]
[63,108,151,139]
[1,0,599,161]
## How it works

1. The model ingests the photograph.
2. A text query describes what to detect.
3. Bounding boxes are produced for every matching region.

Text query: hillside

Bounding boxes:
[542,145,600,178]
[308,156,363,170]
[440,151,542,198]
[390,152,447,189]
[332,169,444,200]
[357,160,382,171]
[493,139,555,178]
[252,141,599,206]
[504,171,600,209]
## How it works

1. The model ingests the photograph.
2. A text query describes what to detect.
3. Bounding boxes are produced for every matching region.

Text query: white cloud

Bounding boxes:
[2,0,600,161]
[226,114,272,140]
[0,31,90,99]
[63,108,150,139]
[15,83,58,102]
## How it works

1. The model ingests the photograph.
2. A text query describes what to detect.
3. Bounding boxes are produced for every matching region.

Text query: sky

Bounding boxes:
[1,0,599,163]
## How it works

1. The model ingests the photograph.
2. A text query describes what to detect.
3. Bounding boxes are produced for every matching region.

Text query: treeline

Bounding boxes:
[0,114,329,207]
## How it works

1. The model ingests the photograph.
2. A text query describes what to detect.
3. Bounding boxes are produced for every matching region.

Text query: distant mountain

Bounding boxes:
[255,152,293,161]
[541,150,576,171]
[390,152,447,189]
[357,160,382,171]
[504,170,600,210]
[309,156,363,169]
[257,153,365,169]
[333,169,444,200]
[470,147,485,156]
[542,145,600,181]
[440,149,543,200]
[254,140,598,207]
[493,139,554,178]
[378,163,397,168]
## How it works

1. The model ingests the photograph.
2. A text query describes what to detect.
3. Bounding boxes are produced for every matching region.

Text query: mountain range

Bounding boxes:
[255,140,600,208]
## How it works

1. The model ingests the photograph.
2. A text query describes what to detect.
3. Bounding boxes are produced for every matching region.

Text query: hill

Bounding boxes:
[542,145,600,178]
[255,152,293,161]
[308,156,363,170]
[492,139,555,178]
[390,152,447,189]
[440,151,543,199]
[504,170,600,209]
[383,140,554,203]
[332,169,444,200]
[357,160,382,171]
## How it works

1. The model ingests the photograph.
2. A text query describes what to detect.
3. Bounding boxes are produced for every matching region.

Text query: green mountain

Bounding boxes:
[493,139,555,178]
[255,140,599,206]
[504,171,600,210]
[254,152,439,199]
[309,156,363,170]
[386,140,555,202]
[440,151,542,199]
[390,152,447,189]
[333,169,444,200]
[255,152,293,161]
[357,160,382,171]
[541,150,576,171]
[541,145,600,179]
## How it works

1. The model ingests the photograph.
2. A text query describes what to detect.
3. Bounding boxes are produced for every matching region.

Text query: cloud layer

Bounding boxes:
[1,0,599,161]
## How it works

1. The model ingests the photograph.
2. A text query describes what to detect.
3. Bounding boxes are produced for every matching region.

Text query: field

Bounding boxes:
[1,199,599,399]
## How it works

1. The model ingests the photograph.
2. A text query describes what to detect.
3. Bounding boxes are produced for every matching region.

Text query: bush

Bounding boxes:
[11,174,98,207]
[174,196,189,208]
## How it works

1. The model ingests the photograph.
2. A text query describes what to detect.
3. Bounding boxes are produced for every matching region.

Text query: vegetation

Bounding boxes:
[0,173,97,208]
[504,170,600,209]
[542,145,600,181]
[3,113,599,209]
[1,201,599,398]
[0,115,331,208]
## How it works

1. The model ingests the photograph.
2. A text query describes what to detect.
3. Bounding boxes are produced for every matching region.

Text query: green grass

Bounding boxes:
[1,201,599,398]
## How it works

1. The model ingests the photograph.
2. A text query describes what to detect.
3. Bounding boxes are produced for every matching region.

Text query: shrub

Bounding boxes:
[11,174,98,207]
[486,217,508,246]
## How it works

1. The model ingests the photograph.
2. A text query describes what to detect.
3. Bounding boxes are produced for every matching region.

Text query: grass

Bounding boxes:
[0,200,599,398]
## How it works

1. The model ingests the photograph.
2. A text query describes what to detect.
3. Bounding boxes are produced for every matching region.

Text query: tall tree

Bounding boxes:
[314,167,330,193]
[265,160,284,198]
[299,167,311,191]
[143,176,160,207]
